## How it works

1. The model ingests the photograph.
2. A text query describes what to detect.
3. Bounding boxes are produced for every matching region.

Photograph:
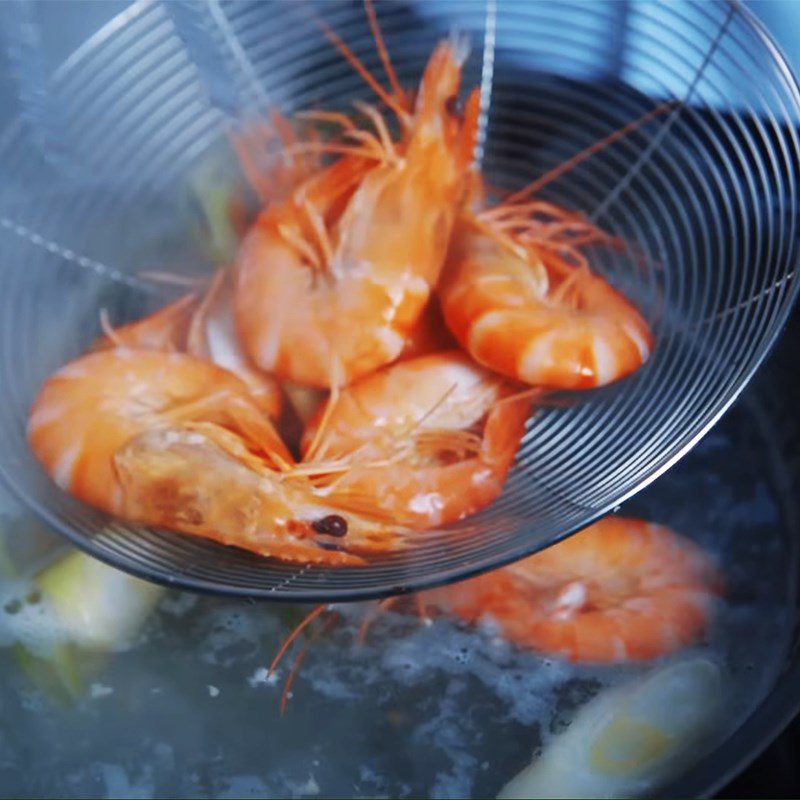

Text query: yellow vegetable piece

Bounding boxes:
[37,550,163,652]
[498,658,723,799]
[589,716,672,775]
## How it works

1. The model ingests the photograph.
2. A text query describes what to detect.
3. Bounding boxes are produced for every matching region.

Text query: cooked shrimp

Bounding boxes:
[438,103,677,390]
[235,13,480,387]
[425,516,721,661]
[271,516,718,711]
[28,350,402,565]
[277,299,456,435]
[97,271,282,419]
[300,351,532,528]
[439,194,653,389]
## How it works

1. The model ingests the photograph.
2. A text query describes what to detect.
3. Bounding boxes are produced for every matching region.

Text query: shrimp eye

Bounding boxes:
[312,514,348,537]
[445,94,463,122]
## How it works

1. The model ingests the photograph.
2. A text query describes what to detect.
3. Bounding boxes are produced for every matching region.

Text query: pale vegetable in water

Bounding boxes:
[35,550,163,652]
[498,658,724,799]
[0,541,164,703]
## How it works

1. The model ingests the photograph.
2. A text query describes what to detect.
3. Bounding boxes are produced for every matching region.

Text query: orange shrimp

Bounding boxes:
[425,516,721,661]
[270,516,719,711]
[439,185,653,390]
[27,349,403,565]
[97,271,282,419]
[235,14,480,388]
[278,299,456,435]
[300,351,532,529]
[438,102,678,390]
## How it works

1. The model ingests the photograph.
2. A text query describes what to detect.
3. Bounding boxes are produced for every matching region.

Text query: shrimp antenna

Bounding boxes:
[357,595,399,644]
[364,0,406,106]
[506,100,679,205]
[304,357,344,464]
[314,11,411,124]
[268,603,329,677]
[359,593,431,645]
[137,270,209,288]
[98,308,123,347]
[280,611,340,715]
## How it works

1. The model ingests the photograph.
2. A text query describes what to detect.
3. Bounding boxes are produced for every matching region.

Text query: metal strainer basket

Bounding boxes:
[0,0,798,599]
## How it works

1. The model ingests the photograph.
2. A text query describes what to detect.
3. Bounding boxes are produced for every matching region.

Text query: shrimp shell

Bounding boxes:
[301,351,532,529]
[28,350,404,566]
[440,214,653,390]
[235,40,480,388]
[426,516,721,661]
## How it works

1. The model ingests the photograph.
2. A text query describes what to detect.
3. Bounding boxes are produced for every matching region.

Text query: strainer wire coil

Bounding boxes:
[0,0,798,599]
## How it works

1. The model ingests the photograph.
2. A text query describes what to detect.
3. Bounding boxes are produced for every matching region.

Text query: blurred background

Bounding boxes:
[2,1,800,117]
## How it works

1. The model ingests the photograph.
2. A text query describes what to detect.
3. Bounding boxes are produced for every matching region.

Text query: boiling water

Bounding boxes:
[0,389,795,799]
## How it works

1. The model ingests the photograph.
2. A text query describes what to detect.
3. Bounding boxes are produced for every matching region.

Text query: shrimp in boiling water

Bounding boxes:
[301,351,532,529]
[235,12,480,387]
[96,270,282,419]
[425,516,721,661]
[271,516,719,711]
[28,349,404,565]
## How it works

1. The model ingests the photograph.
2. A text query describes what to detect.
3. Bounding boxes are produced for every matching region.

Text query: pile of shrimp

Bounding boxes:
[26,1,722,682]
[28,2,658,568]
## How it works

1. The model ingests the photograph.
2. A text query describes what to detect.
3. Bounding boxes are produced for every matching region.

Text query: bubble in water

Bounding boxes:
[0,579,67,658]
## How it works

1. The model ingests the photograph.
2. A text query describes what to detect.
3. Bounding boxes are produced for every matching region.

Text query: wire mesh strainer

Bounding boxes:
[0,0,798,599]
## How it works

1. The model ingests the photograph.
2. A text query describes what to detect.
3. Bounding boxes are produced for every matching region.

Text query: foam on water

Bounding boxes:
[0,578,68,658]
[313,614,579,726]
